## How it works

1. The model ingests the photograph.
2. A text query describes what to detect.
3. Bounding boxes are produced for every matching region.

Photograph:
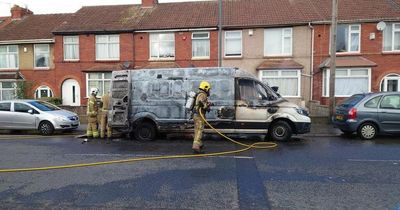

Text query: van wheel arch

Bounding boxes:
[133,118,158,141]
[268,118,295,141]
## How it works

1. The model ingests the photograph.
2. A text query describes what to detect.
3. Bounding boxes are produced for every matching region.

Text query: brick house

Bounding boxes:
[51,0,218,106]
[0,5,71,100]
[311,0,400,106]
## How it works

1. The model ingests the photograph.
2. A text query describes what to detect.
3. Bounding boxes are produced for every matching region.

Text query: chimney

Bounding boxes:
[142,0,158,8]
[11,5,33,19]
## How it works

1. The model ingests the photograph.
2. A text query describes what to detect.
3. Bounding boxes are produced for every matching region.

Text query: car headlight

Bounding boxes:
[295,108,309,116]
[56,116,70,122]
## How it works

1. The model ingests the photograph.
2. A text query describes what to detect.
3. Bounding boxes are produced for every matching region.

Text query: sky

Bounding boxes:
[0,0,205,16]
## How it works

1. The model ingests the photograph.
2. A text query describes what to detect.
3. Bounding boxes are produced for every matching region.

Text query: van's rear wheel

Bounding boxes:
[134,121,157,141]
[269,121,292,141]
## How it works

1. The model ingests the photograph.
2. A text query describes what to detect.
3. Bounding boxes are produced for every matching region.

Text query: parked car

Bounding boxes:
[333,92,400,139]
[0,100,80,135]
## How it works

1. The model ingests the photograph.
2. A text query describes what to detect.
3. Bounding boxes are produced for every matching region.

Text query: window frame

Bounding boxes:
[322,68,371,97]
[259,69,301,97]
[264,28,293,57]
[35,85,53,99]
[0,45,19,70]
[380,73,400,92]
[95,35,120,61]
[85,72,112,97]
[63,36,80,61]
[383,23,400,52]
[0,81,17,101]
[149,33,175,60]
[34,44,50,69]
[334,24,361,54]
[191,32,210,59]
[224,30,243,57]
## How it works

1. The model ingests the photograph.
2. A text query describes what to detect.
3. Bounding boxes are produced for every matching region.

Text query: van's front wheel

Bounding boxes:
[269,121,292,141]
[134,121,157,141]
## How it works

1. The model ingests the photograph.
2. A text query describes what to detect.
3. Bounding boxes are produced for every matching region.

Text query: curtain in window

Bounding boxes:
[226,38,241,55]
[350,33,360,51]
[96,43,108,59]
[383,25,393,51]
[35,45,49,68]
[192,39,209,57]
[395,30,400,51]
[335,77,368,96]
[264,78,298,96]
[0,54,6,68]
[336,25,348,52]
[109,43,119,59]
[265,29,282,55]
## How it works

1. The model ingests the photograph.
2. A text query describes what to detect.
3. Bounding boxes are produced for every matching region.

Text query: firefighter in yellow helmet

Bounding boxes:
[100,91,112,141]
[85,87,99,140]
[192,81,212,154]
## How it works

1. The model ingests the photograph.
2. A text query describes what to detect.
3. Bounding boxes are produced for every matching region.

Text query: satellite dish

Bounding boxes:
[377,21,386,31]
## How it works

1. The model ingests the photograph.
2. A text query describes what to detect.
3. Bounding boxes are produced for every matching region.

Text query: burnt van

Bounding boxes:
[108,67,311,141]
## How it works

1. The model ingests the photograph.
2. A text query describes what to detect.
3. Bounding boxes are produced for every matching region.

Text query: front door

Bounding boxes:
[378,94,400,133]
[235,79,274,133]
[62,79,80,106]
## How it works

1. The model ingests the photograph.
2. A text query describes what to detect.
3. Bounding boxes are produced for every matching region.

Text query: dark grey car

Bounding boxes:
[333,92,400,139]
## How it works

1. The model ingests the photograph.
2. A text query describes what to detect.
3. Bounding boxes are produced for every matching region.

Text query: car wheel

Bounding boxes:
[39,121,54,135]
[357,123,377,140]
[134,121,157,141]
[269,121,292,141]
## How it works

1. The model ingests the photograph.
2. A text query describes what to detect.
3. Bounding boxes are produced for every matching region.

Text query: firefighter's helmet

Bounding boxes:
[90,87,99,96]
[199,81,211,92]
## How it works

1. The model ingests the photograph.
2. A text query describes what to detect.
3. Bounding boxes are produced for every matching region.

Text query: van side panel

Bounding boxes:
[130,68,236,130]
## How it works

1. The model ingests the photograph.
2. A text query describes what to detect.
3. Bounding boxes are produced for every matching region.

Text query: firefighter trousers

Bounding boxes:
[192,115,204,149]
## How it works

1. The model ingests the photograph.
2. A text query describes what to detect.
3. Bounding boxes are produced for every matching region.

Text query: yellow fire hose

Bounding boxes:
[0,112,277,173]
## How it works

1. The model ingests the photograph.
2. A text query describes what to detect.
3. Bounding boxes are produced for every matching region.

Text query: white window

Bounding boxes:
[225,31,242,57]
[35,85,53,98]
[336,24,361,53]
[323,68,371,97]
[0,45,18,69]
[86,72,112,97]
[380,74,400,92]
[383,23,400,52]
[0,81,16,100]
[260,70,300,97]
[150,33,175,59]
[96,35,120,60]
[34,44,50,68]
[264,28,292,56]
[64,36,79,60]
[192,32,210,58]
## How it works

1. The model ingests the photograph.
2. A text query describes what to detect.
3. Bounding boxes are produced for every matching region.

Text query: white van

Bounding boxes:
[108,67,311,141]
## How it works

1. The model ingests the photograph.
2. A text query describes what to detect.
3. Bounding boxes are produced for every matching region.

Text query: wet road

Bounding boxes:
[0,134,399,209]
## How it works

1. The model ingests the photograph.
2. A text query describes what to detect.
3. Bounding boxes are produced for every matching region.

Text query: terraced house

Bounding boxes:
[0,0,399,114]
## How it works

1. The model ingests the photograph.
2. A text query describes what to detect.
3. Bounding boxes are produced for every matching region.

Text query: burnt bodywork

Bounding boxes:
[109,67,311,135]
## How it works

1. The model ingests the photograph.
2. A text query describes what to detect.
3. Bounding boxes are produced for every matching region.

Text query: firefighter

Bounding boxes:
[85,88,99,141]
[100,91,112,140]
[192,81,211,154]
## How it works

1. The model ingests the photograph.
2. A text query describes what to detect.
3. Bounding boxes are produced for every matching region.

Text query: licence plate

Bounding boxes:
[335,115,344,121]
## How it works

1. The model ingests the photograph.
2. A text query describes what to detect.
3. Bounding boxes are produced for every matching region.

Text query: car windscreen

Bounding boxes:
[28,101,61,111]
[339,94,365,108]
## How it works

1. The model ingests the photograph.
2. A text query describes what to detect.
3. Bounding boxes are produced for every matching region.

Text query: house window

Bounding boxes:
[0,45,18,69]
[260,70,300,97]
[336,24,361,53]
[323,68,370,97]
[383,23,400,52]
[264,28,292,56]
[0,81,16,100]
[96,35,120,60]
[150,33,175,59]
[64,36,79,60]
[34,44,50,68]
[225,31,242,57]
[192,32,210,58]
[35,85,53,98]
[380,74,400,92]
[86,72,112,97]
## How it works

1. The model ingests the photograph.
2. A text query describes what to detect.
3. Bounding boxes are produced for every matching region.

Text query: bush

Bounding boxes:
[39,97,62,105]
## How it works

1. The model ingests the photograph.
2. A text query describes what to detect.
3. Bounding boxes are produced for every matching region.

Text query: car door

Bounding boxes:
[235,78,274,132]
[378,94,400,133]
[12,102,38,129]
[0,102,13,129]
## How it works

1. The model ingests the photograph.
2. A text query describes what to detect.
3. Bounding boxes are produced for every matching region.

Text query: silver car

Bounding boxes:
[0,100,80,135]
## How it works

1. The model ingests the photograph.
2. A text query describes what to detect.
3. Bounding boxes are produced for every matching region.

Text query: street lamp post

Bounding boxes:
[329,0,338,120]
